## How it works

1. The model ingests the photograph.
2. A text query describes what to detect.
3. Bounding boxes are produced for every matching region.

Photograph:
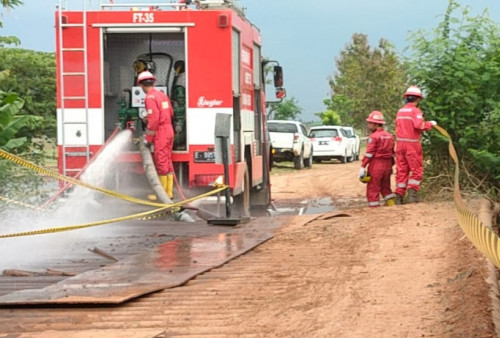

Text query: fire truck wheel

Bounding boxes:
[233,163,250,217]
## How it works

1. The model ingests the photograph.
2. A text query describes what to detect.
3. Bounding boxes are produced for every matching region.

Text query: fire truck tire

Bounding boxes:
[233,163,250,217]
[294,150,304,170]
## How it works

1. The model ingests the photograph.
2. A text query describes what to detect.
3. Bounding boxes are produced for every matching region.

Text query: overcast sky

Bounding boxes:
[1,0,500,121]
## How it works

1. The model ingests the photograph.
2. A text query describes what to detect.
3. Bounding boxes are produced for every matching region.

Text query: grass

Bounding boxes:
[270,161,299,175]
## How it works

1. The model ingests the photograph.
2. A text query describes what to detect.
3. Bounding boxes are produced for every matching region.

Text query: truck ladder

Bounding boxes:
[57,0,91,177]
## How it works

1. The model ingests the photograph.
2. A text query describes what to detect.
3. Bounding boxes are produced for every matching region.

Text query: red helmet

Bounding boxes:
[403,85,423,98]
[366,111,386,124]
[137,71,156,85]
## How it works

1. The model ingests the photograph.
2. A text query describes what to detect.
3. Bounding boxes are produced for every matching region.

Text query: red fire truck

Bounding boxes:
[55,0,285,216]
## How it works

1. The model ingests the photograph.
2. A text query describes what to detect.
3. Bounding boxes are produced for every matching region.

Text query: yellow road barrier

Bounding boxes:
[434,125,500,269]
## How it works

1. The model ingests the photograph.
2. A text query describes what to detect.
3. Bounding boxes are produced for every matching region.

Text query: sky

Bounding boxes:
[1,0,500,121]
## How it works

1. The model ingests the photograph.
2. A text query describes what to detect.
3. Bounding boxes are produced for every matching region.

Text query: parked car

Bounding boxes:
[308,125,354,163]
[268,120,313,169]
[342,126,361,161]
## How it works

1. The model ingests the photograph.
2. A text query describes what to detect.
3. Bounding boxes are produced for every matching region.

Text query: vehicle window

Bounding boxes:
[342,128,353,137]
[300,124,307,135]
[340,129,349,137]
[268,122,298,133]
[310,129,338,138]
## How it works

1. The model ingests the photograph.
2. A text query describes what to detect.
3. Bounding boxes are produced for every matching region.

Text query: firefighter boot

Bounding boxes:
[159,175,169,198]
[395,194,404,205]
[166,174,174,199]
[385,198,396,206]
[408,189,419,203]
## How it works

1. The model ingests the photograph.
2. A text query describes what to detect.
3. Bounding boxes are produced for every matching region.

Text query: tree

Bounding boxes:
[0,48,56,138]
[0,89,45,206]
[407,0,500,197]
[0,90,31,150]
[0,0,22,47]
[268,97,303,120]
[327,34,407,132]
[315,108,342,126]
[0,0,52,208]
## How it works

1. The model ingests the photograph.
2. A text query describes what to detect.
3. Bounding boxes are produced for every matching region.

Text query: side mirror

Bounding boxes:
[273,66,283,87]
[275,87,286,99]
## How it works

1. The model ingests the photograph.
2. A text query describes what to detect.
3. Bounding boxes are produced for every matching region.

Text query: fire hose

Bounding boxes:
[433,125,500,269]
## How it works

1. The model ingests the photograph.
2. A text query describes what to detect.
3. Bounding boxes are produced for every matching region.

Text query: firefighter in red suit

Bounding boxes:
[137,70,175,199]
[394,85,437,204]
[359,111,396,207]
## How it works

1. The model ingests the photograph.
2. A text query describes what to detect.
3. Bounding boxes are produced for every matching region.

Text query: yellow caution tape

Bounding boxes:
[0,195,44,211]
[0,185,227,238]
[0,149,175,208]
[433,125,500,269]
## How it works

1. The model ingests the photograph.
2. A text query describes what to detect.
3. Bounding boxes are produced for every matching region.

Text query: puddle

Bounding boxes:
[299,197,337,215]
[265,197,338,216]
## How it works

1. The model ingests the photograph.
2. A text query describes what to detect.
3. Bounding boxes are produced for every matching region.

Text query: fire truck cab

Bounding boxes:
[55,0,285,217]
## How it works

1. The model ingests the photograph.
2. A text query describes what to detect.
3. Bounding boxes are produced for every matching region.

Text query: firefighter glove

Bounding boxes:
[430,120,437,126]
[358,167,365,178]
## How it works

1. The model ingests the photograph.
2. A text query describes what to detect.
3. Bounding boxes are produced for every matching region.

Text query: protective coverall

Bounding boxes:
[361,129,395,207]
[144,87,175,176]
[394,102,434,196]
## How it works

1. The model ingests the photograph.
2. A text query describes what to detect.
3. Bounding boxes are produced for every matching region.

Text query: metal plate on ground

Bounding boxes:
[0,230,273,305]
[207,216,251,226]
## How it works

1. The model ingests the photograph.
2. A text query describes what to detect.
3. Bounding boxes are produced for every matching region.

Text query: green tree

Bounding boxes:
[0,89,45,206]
[0,0,52,207]
[0,0,23,7]
[0,90,28,150]
[328,34,407,132]
[315,109,342,126]
[0,48,56,138]
[0,0,22,47]
[268,97,303,120]
[407,0,500,197]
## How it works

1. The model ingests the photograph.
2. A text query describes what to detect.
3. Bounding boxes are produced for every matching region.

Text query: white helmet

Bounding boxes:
[137,71,156,85]
[403,85,423,98]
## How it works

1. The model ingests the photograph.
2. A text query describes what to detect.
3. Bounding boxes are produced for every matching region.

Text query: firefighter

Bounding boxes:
[394,85,437,204]
[358,111,396,207]
[137,70,175,199]
[171,60,187,150]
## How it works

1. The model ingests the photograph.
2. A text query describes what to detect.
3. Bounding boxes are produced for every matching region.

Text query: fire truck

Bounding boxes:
[55,0,285,217]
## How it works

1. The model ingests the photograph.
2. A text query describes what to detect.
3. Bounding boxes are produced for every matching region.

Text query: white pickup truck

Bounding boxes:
[267,120,313,169]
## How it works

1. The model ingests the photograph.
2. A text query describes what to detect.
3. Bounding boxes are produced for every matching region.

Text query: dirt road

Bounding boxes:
[0,159,496,337]
[268,159,496,337]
